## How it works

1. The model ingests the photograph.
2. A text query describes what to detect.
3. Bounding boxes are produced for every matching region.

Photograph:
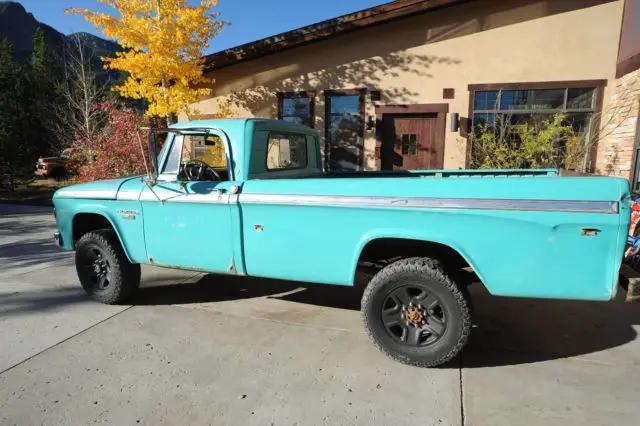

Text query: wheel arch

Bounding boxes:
[352,231,488,288]
[72,211,134,263]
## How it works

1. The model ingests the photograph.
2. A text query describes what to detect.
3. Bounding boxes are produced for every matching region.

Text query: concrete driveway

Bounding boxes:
[1,204,639,425]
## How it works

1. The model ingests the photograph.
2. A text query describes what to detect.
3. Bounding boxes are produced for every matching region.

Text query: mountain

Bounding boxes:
[0,1,64,61]
[0,1,121,72]
[68,32,123,80]
[71,32,121,61]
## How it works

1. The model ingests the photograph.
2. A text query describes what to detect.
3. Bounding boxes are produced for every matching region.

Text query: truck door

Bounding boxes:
[140,132,237,273]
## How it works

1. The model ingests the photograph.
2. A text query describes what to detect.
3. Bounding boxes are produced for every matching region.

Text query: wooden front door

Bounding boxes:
[381,113,445,170]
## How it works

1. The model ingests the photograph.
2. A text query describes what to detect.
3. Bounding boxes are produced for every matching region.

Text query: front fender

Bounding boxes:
[54,198,147,264]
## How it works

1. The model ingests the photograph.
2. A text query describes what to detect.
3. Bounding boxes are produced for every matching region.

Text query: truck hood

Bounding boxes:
[53,176,145,200]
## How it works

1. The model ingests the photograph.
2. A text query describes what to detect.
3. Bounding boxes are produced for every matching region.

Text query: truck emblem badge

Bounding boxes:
[117,209,140,220]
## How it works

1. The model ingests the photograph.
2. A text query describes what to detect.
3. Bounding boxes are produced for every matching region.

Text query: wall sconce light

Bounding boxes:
[367,115,376,130]
[450,112,459,132]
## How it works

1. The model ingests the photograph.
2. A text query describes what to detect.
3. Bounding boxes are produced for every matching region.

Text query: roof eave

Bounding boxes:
[203,0,473,72]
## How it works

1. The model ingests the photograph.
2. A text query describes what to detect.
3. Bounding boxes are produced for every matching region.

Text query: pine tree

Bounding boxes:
[0,38,28,189]
[32,27,48,76]
[27,27,57,157]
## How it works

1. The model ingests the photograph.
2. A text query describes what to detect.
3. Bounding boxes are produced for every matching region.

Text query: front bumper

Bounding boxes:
[619,264,640,302]
[54,231,63,248]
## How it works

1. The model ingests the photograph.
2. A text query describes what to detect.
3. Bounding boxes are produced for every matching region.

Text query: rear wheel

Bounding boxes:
[361,257,471,367]
[75,230,141,304]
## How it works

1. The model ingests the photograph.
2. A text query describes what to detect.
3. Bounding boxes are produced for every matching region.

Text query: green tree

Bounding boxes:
[27,27,58,156]
[0,38,30,189]
[32,27,48,75]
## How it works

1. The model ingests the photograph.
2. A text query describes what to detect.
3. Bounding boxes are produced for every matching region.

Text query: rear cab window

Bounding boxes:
[247,123,322,179]
[266,132,308,171]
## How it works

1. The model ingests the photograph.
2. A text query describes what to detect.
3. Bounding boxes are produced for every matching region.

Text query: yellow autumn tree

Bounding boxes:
[67,0,224,118]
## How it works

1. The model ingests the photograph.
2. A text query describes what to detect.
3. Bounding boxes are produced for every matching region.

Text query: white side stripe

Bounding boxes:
[238,193,618,214]
[56,190,619,214]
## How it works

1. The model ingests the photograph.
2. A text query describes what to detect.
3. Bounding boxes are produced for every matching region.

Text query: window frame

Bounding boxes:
[157,129,234,182]
[277,91,316,129]
[158,133,183,179]
[466,80,606,170]
[324,88,367,171]
[264,130,309,172]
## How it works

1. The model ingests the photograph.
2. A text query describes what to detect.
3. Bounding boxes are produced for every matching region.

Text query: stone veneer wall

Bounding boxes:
[596,69,640,177]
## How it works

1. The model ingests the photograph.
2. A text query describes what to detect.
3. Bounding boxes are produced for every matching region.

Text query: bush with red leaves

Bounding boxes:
[73,101,150,183]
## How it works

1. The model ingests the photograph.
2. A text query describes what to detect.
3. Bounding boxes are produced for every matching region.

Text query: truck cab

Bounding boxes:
[140,119,322,273]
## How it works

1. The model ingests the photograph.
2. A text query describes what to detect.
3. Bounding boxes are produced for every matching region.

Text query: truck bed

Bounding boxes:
[275,168,559,180]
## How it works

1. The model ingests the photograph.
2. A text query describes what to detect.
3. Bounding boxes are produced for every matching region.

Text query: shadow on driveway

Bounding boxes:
[3,267,639,368]
[133,273,363,310]
[461,285,640,367]
[0,219,53,237]
[0,239,67,269]
[132,274,640,368]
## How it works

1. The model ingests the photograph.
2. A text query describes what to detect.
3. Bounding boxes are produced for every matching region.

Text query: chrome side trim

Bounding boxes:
[58,189,140,201]
[56,190,117,200]
[239,193,618,214]
[138,191,228,204]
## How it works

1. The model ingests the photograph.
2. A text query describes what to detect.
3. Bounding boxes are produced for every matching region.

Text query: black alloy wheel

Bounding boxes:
[361,257,471,367]
[381,284,447,347]
[82,246,112,291]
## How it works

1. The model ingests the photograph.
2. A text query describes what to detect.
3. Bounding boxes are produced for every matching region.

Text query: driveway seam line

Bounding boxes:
[459,354,465,426]
[0,305,134,376]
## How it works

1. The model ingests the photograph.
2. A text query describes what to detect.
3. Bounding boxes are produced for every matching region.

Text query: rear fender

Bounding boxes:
[352,229,486,286]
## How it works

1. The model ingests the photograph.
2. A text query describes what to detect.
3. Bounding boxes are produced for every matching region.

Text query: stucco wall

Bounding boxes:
[186,0,624,170]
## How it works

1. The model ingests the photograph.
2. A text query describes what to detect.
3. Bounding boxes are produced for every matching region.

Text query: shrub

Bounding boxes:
[468,113,580,170]
[73,101,149,182]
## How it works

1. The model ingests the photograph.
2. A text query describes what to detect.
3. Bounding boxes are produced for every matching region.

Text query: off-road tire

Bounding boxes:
[361,257,471,367]
[75,230,141,304]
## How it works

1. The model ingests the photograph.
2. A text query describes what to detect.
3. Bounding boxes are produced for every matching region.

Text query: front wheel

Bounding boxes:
[75,230,141,304]
[361,257,471,367]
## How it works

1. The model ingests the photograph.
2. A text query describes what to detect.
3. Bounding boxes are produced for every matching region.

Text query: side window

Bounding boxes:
[162,134,182,174]
[180,134,227,169]
[266,133,307,170]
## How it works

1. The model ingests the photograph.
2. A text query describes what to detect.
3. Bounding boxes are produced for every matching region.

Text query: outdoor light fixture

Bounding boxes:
[450,112,459,132]
[367,115,376,130]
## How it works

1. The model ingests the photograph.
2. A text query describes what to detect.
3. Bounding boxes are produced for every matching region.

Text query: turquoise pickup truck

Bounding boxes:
[53,119,632,367]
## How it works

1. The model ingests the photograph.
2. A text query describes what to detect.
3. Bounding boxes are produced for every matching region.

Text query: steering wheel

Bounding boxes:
[184,160,221,181]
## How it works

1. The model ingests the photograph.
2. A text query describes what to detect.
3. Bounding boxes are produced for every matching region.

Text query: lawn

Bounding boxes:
[0,179,64,206]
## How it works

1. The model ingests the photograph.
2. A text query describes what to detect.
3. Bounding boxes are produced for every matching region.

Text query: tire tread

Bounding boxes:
[75,229,140,304]
[361,257,471,367]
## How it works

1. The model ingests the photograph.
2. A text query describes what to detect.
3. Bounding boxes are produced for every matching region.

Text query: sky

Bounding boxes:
[17,0,390,54]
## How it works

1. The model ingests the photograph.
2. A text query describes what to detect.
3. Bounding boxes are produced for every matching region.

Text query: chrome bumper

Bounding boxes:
[53,231,63,248]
